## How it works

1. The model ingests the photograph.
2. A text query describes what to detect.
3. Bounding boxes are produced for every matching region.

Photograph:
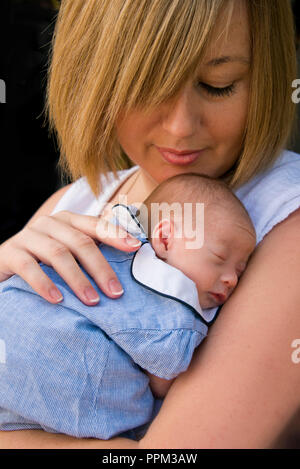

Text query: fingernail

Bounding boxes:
[125,235,142,247]
[84,287,100,303]
[49,288,63,303]
[108,279,124,296]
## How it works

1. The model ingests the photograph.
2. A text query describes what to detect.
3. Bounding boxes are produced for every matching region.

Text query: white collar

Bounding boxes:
[111,203,147,240]
[112,204,219,325]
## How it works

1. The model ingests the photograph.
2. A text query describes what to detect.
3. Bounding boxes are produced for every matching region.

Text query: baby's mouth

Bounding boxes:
[208,292,227,304]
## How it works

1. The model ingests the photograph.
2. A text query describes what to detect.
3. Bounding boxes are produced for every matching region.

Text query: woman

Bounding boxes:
[0,0,300,448]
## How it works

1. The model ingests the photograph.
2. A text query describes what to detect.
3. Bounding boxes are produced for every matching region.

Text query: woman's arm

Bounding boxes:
[145,371,175,398]
[1,209,300,449]
[0,430,138,449]
[138,208,300,449]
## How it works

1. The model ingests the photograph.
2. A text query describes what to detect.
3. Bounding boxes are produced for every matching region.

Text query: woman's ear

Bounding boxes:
[151,219,174,260]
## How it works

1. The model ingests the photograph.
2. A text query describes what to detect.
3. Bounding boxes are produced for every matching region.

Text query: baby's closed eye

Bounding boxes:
[212,253,247,279]
[212,252,226,264]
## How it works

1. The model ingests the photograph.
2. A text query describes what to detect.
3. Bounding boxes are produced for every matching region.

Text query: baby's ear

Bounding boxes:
[151,219,174,259]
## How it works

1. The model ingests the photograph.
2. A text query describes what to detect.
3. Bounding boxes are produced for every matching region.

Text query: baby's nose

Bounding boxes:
[220,271,238,290]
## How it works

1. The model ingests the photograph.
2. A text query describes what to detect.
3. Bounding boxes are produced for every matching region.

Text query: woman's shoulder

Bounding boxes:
[240,149,300,188]
[235,150,300,244]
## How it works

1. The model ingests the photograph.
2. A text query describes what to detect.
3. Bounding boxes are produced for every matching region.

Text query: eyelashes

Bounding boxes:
[213,253,226,263]
[213,253,244,277]
[198,82,236,97]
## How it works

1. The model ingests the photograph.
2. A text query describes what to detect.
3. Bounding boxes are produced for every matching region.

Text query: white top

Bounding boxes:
[52,166,139,218]
[51,149,300,246]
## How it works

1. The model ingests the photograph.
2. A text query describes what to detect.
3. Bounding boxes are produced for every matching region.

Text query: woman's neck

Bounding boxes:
[106,168,158,213]
[125,168,158,207]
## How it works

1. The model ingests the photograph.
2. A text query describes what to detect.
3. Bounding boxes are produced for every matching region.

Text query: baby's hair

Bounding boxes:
[140,172,255,239]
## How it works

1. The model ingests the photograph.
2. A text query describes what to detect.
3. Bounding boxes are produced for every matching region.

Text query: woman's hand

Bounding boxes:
[0,210,141,306]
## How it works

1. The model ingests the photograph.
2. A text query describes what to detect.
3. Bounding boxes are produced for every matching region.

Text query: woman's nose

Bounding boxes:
[161,86,199,138]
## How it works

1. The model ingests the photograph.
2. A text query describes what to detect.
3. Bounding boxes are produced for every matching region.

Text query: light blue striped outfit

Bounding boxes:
[0,205,215,440]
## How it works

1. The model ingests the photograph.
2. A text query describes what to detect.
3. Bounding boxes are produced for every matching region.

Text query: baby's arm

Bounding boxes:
[144,370,175,398]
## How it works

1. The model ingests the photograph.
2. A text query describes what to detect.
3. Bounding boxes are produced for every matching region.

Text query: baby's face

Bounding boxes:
[166,212,256,309]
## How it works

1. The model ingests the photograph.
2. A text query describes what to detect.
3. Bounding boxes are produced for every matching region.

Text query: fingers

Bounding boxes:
[5,247,65,305]
[53,211,142,251]
[20,216,129,303]
[95,216,142,250]
[2,210,143,307]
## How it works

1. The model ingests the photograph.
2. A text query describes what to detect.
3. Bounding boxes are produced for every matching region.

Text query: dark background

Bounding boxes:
[0,0,61,244]
[0,0,299,450]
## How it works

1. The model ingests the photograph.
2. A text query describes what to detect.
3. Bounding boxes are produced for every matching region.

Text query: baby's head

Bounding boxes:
[139,173,256,309]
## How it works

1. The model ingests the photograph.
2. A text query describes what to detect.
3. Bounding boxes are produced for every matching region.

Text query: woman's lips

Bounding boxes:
[156,146,204,166]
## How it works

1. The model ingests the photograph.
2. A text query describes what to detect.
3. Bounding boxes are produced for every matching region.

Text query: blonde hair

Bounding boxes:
[46,0,297,196]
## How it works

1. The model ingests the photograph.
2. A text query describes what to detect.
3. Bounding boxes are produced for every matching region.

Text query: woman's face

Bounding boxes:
[116,1,251,185]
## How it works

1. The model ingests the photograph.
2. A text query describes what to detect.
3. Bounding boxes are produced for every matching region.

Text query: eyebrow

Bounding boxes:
[205,55,250,67]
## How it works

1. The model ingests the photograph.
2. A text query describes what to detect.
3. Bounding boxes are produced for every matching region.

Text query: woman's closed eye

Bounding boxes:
[198,82,236,97]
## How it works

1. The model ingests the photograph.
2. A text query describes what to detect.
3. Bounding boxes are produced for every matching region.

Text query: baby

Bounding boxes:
[0,173,256,440]
[113,172,256,396]
[139,172,256,310]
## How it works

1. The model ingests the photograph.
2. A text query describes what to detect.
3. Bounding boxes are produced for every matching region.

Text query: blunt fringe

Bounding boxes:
[45,0,298,196]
